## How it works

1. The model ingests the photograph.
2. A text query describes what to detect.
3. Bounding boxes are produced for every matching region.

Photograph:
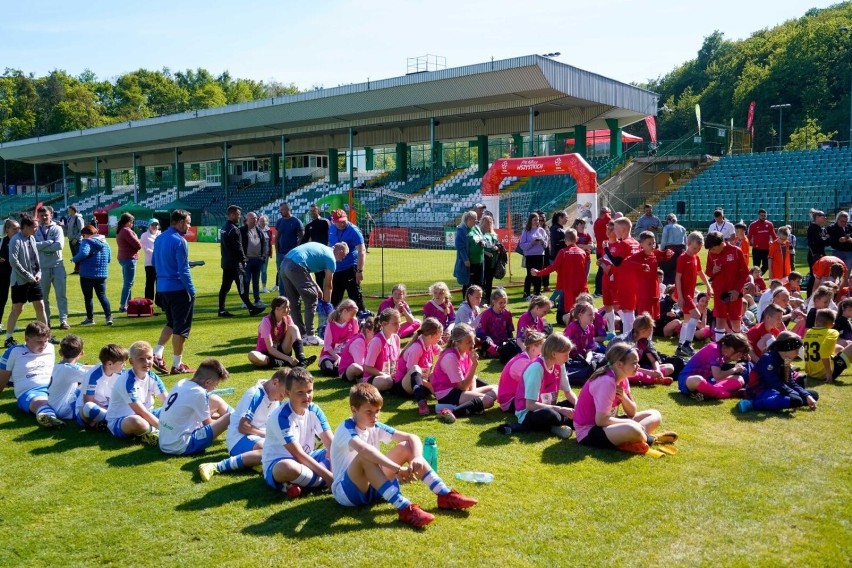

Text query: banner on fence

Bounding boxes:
[368,227,410,249]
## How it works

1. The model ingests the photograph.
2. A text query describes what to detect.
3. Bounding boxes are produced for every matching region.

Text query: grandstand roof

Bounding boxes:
[0,55,659,171]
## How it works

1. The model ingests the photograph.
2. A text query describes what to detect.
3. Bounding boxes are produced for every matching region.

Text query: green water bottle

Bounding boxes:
[423,436,438,472]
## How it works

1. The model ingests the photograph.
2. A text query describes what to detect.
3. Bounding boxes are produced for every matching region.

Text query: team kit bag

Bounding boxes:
[126,297,154,317]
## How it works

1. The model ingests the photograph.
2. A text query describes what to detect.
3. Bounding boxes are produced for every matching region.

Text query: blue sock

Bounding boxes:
[83,402,105,423]
[293,465,326,488]
[378,479,410,510]
[217,455,244,473]
[420,468,450,495]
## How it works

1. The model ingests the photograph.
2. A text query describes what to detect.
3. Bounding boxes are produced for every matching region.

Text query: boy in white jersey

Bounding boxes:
[106,341,168,446]
[199,368,288,481]
[329,383,478,528]
[158,358,231,456]
[75,344,128,428]
[40,334,87,426]
[0,322,60,426]
[261,367,334,498]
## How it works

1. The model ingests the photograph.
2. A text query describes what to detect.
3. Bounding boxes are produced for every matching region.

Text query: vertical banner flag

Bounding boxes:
[644,116,658,144]
[746,100,756,140]
[728,117,734,154]
[695,104,702,134]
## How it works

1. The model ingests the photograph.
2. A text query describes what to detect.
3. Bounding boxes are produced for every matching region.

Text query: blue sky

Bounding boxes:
[0,0,840,87]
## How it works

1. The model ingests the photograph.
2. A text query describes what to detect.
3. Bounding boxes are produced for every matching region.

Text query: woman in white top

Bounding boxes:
[140,219,160,301]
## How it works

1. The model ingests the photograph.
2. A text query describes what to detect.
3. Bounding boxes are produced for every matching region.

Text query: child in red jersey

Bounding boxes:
[675,232,713,357]
[533,228,588,324]
[596,221,619,336]
[705,230,749,340]
[606,217,641,333]
[623,231,673,320]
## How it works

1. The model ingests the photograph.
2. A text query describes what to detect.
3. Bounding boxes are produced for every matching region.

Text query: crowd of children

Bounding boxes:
[0,211,845,528]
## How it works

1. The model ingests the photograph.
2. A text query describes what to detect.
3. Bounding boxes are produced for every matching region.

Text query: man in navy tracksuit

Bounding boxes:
[218,205,264,318]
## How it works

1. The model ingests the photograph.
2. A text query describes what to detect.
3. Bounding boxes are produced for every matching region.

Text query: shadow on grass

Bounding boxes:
[667,391,725,407]
[241,499,421,538]
[105,444,166,467]
[176,476,283,511]
[730,406,797,421]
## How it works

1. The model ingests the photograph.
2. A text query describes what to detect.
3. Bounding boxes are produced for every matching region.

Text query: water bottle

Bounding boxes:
[210,387,235,396]
[423,436,438,472]
[455,471,494,483]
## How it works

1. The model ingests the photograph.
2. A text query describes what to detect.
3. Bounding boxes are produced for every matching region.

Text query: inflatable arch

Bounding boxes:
[480,154,598,227]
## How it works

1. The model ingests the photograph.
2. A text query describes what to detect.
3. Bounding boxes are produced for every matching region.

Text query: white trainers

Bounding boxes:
[270,286,279,293]
[261,287,269,294]
[198,462,218,482]
[303,335,321,346]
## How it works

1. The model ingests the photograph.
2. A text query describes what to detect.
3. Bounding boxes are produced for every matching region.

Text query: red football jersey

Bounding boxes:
[707,243,749,296]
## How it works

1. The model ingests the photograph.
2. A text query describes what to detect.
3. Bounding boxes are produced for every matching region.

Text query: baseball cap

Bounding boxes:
[148,218,159,225]
[331,209,348,222]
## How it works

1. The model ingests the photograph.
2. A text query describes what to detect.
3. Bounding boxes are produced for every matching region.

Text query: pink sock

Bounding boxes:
[629,371,655,386]
[715,378,743,392]
[399,321,421,338]
[695,378,732,399]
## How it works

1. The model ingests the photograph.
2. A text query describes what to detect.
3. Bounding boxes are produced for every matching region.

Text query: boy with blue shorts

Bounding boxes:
[158,358,232,456]
[75,344,128,428]
[40,334,87,427]
[261,367,334,498]
[199,368,288,481]
[329,383,478,528]
[106,340,168,446]
[0,322,61,427]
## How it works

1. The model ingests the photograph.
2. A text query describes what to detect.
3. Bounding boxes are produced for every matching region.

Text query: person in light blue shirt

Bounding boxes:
[660,213,687,284]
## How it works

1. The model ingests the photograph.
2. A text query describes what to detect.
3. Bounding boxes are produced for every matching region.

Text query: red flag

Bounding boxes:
[644,116,658,144]
[746,101,756,132]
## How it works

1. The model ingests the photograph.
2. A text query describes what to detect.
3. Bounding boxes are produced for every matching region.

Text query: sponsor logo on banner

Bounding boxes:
[501,160,509,173]
[516,159,545,172]
[368,228,409,249]
[409,228,447,248]
[495,229,518,248]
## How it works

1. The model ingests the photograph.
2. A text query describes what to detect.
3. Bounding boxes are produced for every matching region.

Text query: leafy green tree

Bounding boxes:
[785,117,837,150]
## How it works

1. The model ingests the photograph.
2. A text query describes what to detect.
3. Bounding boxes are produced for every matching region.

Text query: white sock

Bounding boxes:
[684,318,698,342]
[153,345,165,357]
[620,310,635,334]
[605,310,616,334]
[714,328,725,342]
[172,354,182,368]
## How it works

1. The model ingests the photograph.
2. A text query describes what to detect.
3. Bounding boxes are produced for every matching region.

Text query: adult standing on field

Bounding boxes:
[274,202,303,292]
[301,203,331,290]
[151,209,196,376]
[708,209,735,243]
[240,211,267,308]
[593,206,611,296]
[828,211,852,272]
[747,208,777,275]
[453,211,475,295]
[116,212,142,313]
[806,209,829,296]
[66,205,84,275]
[327,209,368,313]
[634,204,662,240]
[140,219,160,301]
[660,213,686,285]
[34,206,69,331]
[281,241,349,345]
[218,205,263,318]
[5,214,47,347]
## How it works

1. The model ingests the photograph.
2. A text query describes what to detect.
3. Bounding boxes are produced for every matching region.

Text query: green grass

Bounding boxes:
[0,242,849,567]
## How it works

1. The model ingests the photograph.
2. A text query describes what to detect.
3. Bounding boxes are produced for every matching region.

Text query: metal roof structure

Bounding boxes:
[0,55,659,172]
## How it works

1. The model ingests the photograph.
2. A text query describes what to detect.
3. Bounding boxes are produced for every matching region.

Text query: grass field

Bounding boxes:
[0,242,849,567]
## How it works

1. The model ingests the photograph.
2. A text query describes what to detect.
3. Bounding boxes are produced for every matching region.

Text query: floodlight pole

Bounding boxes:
[769,103,790,148]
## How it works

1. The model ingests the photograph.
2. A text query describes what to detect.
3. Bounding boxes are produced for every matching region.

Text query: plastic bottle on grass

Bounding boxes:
[423,436,438,472]
[455,471,494,483]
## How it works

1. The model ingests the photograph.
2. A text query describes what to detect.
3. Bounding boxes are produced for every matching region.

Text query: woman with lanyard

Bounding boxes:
[806,209,829,296]
[660,213,686,285]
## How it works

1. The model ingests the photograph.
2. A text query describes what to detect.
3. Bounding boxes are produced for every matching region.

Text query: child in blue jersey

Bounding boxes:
[329,383,478,528]
[0,322,60,426]
[157,358,232,456]
[738,332,819,413]
[75,344,128,428]
[199,368,288,481]
[40,334,87,427]
[262,367,334,498]
[105,341,168,446]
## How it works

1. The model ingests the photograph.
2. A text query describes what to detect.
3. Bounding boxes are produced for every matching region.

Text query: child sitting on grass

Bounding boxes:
[0,322,60,427]
[517,295,552,342]
[738,332,819,413]
[262,367,335,498]
[497,331,546,412]
[455,285,483,327]
[514,334,577,438]
[677,333,751,401]
[423,281,455,331]
[338,316,375,383]
[618,314,677,386]
[395,317,443,415]
[318,299,359,377]
[746,303,785,363]
[248,297,316,369]
[379,284,421,338]
[199,368,288,481]
[329,383,478,528]
[40,334,87,426]
[802,308,852,383]
[105,340,168,446]
[572,342,676,456]
[476,288,515,358]
[157,358,232,456]
[363,308,402,393]
[76,344,129,428]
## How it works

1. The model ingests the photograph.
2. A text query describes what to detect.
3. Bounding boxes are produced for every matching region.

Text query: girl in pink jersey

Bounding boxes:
[319,299,359,377]
[379,283,421,338]
[423,281,456,333]
[497,331,546,412]
[248,297,316,368]
[573,342,676,456]
[476,288,515,358]
[564,302,606,385]
[363,308,402,392]
[430,323,498,423]
[514,334,577,438]
[677,333,751,400]
[619,314,675,386]
[338,316,375,382]
[395,318,443,415]
[517,295,552,343]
